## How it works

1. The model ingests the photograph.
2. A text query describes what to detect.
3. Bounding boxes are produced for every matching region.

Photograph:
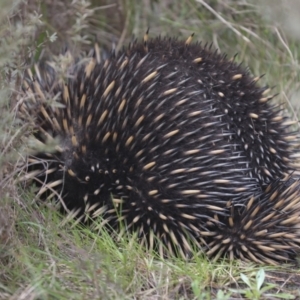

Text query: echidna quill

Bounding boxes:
[19,32,300,265]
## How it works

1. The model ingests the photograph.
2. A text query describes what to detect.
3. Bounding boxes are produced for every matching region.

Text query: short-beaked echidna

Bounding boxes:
[19,33,300,264]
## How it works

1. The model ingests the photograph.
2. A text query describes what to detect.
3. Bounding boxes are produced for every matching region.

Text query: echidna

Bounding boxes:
[19,33,300,265]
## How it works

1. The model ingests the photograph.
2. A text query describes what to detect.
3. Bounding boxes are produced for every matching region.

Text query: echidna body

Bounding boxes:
[20,34,300,264]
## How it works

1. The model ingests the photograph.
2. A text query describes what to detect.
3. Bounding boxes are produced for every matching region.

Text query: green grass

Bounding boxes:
[1,0,300,299]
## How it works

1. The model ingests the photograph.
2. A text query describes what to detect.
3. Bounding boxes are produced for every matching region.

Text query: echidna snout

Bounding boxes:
[20,33,300,264]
